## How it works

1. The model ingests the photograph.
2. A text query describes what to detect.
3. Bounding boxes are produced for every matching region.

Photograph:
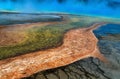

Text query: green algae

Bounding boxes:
[0,14,120,60]
[0,22,81,59]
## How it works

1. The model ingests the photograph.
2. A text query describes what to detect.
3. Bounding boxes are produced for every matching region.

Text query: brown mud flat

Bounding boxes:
[0,23,108,79]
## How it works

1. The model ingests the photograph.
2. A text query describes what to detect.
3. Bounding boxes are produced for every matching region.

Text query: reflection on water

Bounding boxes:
[0,0,120,18]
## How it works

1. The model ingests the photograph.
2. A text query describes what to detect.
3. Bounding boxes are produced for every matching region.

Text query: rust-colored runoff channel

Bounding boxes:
[0,23,108,79]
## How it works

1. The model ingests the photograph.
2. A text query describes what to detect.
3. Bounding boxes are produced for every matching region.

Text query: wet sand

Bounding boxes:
[0,23,108,79]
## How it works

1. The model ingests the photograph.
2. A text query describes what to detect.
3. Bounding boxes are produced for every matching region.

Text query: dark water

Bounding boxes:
[0,0,120,18]
[93,24,120,38]
[0,13,62,25]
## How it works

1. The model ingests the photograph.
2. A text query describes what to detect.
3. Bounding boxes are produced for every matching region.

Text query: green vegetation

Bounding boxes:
[0,14,120,60]
[0,21,84,59]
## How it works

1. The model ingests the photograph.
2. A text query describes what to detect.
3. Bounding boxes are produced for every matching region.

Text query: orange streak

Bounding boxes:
[0,23,108,79]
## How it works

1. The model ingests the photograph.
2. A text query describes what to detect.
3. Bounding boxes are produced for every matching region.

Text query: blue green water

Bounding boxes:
[93,24,120,37]
[0,0,120,18]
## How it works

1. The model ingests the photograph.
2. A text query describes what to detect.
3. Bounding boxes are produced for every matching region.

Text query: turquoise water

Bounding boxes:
[0,0,120,18]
